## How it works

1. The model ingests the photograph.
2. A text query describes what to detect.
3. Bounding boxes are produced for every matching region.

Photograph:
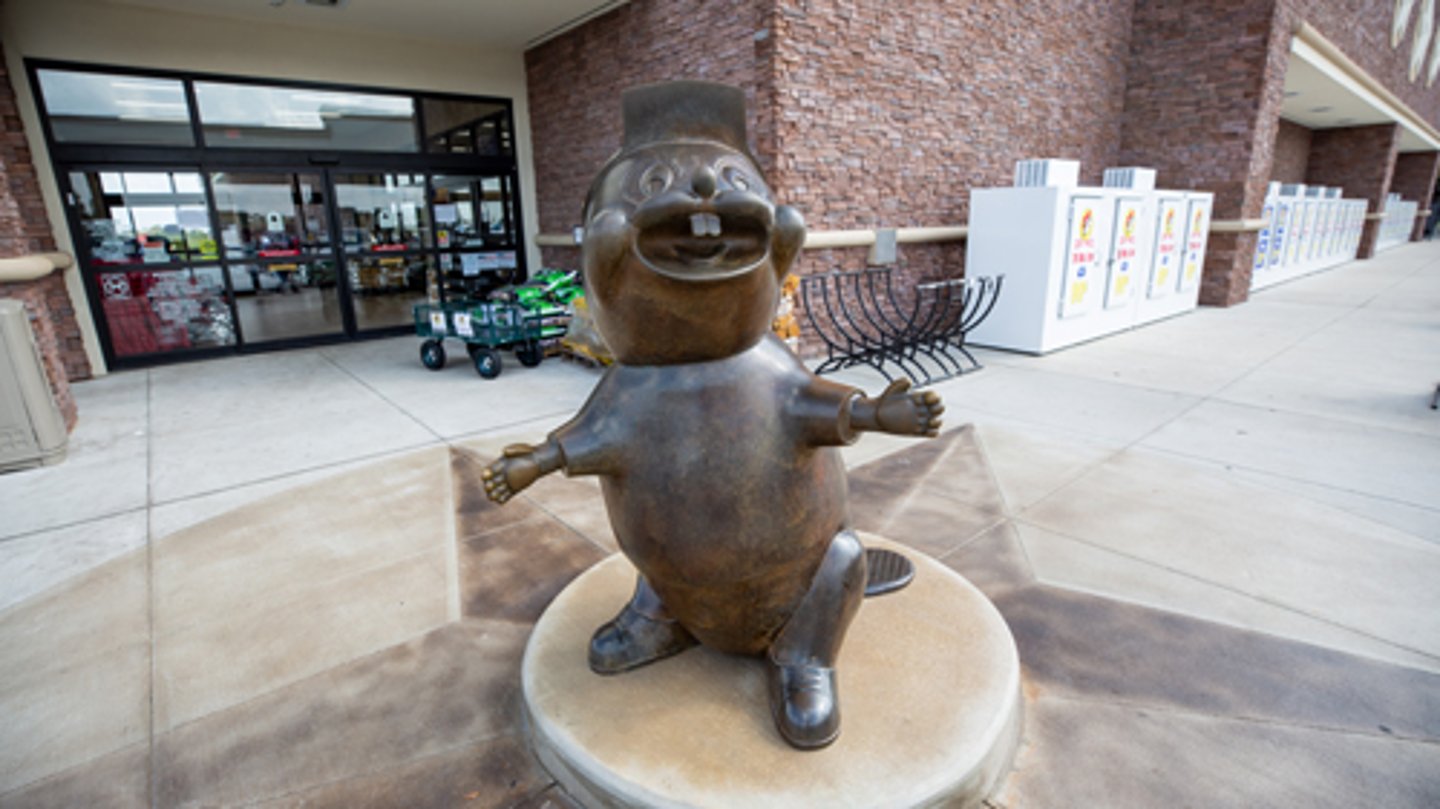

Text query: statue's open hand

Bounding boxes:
[482,444,544,503]
[868,378,944,437]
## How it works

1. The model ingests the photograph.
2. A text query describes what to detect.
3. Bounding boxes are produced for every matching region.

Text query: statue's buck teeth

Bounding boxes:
[690,213,723,237]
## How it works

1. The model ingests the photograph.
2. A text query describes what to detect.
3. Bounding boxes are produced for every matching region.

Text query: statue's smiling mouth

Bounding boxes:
[633,194,772,280]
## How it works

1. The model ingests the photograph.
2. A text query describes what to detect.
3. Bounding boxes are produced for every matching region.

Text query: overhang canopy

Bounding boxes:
[99,0,629,50]
[1281,24,1440,152]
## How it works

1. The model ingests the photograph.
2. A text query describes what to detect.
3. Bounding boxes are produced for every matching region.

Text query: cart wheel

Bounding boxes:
[474,348,503,379]
[420,339,446,371]
[516,341,543,368]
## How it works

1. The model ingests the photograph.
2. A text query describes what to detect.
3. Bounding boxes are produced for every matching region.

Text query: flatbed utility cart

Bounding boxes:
[414,299,553,379]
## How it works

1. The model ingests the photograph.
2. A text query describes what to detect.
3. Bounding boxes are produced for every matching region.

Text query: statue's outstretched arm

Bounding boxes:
[483,440,564,503]
[849,378,944,438]
[794,376,943,447]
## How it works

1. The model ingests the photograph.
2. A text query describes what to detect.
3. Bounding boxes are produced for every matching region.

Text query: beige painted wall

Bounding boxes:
[2,0,540,374]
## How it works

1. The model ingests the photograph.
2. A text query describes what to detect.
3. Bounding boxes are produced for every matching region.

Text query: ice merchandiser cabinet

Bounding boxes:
[965,160,1212,354]
[1250,182,1366,292]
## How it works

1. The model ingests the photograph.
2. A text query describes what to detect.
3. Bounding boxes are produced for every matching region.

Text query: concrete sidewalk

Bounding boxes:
[1,241,1437,807]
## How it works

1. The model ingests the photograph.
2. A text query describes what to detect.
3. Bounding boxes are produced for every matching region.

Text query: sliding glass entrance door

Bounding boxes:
[333,172,434,331]
[32,61,528,368]
[210,171,346,343]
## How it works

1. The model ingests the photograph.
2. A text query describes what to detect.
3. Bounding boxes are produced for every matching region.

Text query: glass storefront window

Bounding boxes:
[37,69,195,146]
[96,266,235,357]
[431,174,514,249]
[348,253,433,330]
[211,172,331,257]
[334,173,430,252]
[38,65,524,365]
[421,97,512,156]
[69,171,216,265]
[196,82,417,151]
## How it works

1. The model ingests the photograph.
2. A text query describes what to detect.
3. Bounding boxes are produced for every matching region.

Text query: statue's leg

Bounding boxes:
[589,575,698,675]
[767,529,867,749]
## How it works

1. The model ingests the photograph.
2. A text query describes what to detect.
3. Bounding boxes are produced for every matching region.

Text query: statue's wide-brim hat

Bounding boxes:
[621,80,752,157]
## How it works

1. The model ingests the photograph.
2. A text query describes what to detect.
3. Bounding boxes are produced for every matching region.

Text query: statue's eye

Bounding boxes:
[639,163,674,197]
[721,165,752,192]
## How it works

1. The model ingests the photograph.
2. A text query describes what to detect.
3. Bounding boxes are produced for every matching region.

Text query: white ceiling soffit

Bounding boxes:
[1283,33,1440,152]
[101,0,629,50]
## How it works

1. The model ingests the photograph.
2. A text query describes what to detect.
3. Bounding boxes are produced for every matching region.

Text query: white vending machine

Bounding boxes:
[1252,183,1277,285]
[1252,184,1366,291]
[1104,196,1145,311]
[1057,193,1110,320]
[966,160,1207,353]
[1134,191,1211,325]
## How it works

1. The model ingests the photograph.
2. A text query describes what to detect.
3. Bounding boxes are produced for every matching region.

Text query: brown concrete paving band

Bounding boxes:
[2,424,1439,806]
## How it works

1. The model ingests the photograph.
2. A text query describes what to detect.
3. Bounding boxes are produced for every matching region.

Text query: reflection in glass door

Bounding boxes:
[210,172,345,343]
[334,173,434,330]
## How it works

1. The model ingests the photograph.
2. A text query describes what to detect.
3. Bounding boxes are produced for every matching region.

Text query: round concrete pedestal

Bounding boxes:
[521,536,1021,809]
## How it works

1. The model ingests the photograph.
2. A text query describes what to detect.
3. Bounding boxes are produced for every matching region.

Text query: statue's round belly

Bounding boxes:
[601,445,848,655]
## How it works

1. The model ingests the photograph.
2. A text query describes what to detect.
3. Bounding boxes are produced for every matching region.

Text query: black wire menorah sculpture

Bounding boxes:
[800,268,1003,387]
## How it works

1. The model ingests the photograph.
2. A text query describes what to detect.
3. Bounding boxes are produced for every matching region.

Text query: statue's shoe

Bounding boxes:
[768,661,840,749]
[588,605,697,674]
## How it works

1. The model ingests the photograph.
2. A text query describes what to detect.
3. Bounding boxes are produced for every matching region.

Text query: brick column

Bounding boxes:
[1117,0,1289,307]
[0,40,85,429]
[1304,123,1400,259]
[1390,151,1440,240]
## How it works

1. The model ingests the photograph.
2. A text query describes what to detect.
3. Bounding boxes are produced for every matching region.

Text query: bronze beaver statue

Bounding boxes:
[482,81,943,749]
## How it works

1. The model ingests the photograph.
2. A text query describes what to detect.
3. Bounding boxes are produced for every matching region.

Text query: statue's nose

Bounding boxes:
[691,166,718,200]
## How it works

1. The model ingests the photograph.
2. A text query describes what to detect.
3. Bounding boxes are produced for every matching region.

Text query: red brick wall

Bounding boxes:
[0,40,87,425]
[1390,150,1440,239]
[1272,119,1313,183]
[525,0,772,272]
[527,0,1135,350]
[1118,0,1286,306]
[768,0,1133,280]
[0,46,55,258]
[525,0,1438,318]
[1306,123,1400,256]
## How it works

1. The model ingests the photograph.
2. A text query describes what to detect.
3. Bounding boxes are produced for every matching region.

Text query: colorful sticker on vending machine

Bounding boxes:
[1255,203,1272,272]
[1150,204,1178,297]
[1107,204,1140,308]
[1062,203,1098,317]
[1184,207,1206,286]
[1271,202,1287,268]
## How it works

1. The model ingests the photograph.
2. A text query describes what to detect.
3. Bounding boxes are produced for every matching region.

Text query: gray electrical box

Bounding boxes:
[0,299,68,472]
